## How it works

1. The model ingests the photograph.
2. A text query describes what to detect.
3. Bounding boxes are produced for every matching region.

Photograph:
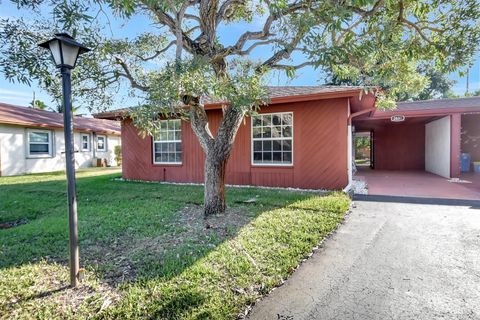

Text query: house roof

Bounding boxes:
[94,85,373,119]
[370,96,480,119]
[0,102,121,135]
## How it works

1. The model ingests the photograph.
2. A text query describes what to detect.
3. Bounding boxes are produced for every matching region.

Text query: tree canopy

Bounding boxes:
[1,0,479,113]
[325,63,458,101]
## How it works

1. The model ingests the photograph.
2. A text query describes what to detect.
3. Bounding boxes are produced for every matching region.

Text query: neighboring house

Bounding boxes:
[0,103,121,177]
[95,87,480,190]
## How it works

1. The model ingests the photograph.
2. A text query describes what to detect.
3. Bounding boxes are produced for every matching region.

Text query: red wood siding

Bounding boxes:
[373,122,425,170]
[122,98,349,190]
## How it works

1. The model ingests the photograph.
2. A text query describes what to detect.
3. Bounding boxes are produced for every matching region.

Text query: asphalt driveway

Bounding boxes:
[249,198,480,320]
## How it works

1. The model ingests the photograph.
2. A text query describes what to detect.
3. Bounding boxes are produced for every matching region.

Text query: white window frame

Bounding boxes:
[251,111,294,166]
[96,135,107,152]
[27,129,53,158]
[80,133,90,152]
[152,119,182,165]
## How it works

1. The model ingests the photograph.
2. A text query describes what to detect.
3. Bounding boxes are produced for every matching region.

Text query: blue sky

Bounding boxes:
[1,1,479,116]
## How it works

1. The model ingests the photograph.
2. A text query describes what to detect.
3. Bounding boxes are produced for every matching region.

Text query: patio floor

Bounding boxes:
[355,168,480,200]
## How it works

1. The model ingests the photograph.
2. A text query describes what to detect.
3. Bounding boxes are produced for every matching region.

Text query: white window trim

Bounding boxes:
[80,133,91,152]
[96,134,107,152]
[251,111,294,167]
[27,129,53,158]
[152,119,182,165]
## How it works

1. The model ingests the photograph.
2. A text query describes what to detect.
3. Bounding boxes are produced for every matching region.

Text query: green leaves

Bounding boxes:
[131,57,268,137]
[305,0,480,108]
[2,0,480,114]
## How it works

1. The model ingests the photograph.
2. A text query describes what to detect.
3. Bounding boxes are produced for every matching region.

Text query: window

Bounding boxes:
[81,133,90,151]
[153,119,182,164]
[27,129,53,157]
[96,135,107,151]
[251,112,293,165]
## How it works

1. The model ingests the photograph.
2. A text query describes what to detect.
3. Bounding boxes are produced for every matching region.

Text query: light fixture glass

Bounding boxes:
[48,39,62,66]
[61,42,80,67]
[39,33,90,69]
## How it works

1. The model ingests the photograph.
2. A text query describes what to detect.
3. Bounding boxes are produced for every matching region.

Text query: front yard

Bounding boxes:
[0,168,350,319]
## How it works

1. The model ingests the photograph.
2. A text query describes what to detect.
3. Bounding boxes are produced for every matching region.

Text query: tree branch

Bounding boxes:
[184,13,201,23]
[270,61,315,70]
[188,101,215,152]
[114,57,149,91]
[215,0,243,25]
[260,30,305,70]
[216,2,307,58]
[235,40,277,55]
[141,0,201,55]
[135,40,176,61]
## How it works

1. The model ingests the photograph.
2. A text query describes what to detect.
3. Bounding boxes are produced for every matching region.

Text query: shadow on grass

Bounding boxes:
[5,285,69,308]
[0,171,316,286]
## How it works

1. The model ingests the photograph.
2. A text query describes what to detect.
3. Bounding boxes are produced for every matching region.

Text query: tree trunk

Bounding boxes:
[204,154,227,215]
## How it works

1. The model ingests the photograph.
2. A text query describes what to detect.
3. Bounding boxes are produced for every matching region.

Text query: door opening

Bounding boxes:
[354,131,373,169]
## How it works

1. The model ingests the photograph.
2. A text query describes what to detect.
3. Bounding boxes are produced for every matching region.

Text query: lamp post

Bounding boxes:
[38,33,90,288]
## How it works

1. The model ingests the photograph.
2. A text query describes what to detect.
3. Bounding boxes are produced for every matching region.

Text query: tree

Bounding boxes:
[30,99,48,110]
[326,63,457,101]
[49,104,81,114]
[413,65,457,101]
[1,0,479,215]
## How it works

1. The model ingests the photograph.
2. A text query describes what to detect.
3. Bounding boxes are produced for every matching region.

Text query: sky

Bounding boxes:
[0,1,479,116]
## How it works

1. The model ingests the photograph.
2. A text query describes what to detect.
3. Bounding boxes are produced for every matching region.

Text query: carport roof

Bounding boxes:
[396,96,480,111]
[371,96,480,119]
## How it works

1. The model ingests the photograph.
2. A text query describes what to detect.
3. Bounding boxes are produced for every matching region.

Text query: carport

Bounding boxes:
[352,96,480,200]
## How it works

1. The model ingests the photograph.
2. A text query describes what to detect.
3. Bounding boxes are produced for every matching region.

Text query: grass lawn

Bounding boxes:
[0,168,350,319]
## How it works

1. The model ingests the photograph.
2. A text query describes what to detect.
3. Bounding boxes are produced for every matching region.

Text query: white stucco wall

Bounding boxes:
[0,124,121,176]
[425,116,451,178]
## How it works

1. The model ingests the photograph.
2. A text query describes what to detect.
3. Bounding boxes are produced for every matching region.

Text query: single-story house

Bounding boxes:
[95,86,375,190]
[0,102,121,176]
[95,86,480,191]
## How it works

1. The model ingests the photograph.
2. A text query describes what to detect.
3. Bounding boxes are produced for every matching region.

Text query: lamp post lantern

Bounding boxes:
[38,33,90,288]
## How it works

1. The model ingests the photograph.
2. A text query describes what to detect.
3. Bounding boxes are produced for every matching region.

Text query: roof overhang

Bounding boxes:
[369,106,480,120]
[0,119,120,135]
[95,88,378,120]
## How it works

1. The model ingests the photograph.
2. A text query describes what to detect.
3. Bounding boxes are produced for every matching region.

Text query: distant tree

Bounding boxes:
[114,145,122,166]
[30,99,48,110]
[355,137,370,149]
[48,104,80,114]
[466,89,480,97]
[410,66,456,101]
[326,64,456,101]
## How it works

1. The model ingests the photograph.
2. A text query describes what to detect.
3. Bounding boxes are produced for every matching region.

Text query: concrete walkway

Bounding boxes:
[249,198,480,320]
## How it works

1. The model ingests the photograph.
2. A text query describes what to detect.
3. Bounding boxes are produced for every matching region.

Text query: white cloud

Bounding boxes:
[0,88,32,96]
[0,89,34,105]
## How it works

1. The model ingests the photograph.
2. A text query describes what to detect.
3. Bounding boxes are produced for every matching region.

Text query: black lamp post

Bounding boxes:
[38,33,90,288]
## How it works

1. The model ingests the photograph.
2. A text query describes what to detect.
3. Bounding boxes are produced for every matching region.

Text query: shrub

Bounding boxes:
[114,145,122,166]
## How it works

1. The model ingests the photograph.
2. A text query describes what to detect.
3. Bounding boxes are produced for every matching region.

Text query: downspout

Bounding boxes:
[343,106,376,193]
[343,100,353,193]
